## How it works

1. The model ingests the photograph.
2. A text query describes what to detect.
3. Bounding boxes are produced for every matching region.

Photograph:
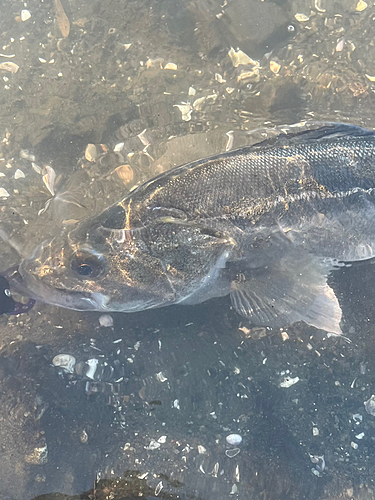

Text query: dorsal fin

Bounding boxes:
[251,122,375,150]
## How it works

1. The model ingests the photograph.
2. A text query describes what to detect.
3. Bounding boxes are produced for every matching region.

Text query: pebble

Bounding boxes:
[99,314,113,327]
[226,433,242,446]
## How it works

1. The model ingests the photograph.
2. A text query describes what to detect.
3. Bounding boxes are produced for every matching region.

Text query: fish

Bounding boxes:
[16,123,375,334]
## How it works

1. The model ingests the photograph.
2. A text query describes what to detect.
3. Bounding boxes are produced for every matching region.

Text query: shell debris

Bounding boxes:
[21,10,31,21]
[226,434,242,445]
[0,188,10,198]
[155,481,163,496]
[85,143,98,162]
[225,448,240,458]
[145,439,161,450]
[114,164,134,185]
[0,62,19,73]
[42,165,57,196]
[364,395,375,416]
[295,13,310,22]
[270,61,281,74]
[14,169,25,179]
[279,375,299,388]
[54,0,70,38]
[356,0,367,11]
[99,314,113,327]
[228,47,259,68]
[164,62,177,70]
[52,354,76,373]
[174,103,192,121]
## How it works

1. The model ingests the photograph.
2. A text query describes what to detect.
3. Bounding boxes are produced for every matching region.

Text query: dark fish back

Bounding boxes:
[125,124,375,226]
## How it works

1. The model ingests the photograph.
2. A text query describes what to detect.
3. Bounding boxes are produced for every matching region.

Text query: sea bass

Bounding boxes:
[18,123,375,334]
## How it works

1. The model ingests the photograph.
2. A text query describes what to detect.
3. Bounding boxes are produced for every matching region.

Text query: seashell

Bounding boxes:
[42,165,57,196]
[21,10,31,21]
[85,143,98,162]
[356,0,367,11]
[225,448,240,458]
[228,48,259,68]
[14,169,25,179]
[295,13,310,22]
[54,0,70,38]
[270,61,281,74]
[52,354,76,373]
[226,433,242,445]
[115,164,134,184]
[0,188,10,198]
[164,62,177,70]
[0,62,19,73]
[99,314,113,327]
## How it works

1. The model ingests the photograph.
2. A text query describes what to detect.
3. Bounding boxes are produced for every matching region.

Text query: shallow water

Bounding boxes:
[1,0,375,499]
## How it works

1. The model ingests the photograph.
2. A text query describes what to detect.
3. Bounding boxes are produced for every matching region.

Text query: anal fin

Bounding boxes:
[230,252,342,334]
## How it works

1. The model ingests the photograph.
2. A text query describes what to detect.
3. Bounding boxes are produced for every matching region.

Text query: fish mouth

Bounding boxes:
[16,251,109,312]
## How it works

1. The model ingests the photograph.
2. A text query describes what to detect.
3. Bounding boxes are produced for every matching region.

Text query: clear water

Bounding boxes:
[0,0,375,498]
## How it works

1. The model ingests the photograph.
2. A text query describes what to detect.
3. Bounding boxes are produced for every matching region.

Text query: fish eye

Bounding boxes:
[70,252,105,278]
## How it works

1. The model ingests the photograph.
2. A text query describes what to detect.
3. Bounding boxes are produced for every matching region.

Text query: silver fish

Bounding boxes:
[18,123,375,334]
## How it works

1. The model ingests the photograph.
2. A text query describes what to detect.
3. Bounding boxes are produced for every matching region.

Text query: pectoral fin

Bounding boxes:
[230,252,342,334]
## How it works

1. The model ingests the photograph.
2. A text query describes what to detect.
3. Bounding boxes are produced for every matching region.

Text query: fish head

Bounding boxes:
[18,204,233,312]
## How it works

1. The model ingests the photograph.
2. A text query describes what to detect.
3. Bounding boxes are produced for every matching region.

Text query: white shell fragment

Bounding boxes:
[99,314,113,327]
[355,432,365,439]
[174,104,192,122]
[0,62,19,73]
[225,448,240,458]
[113,142,124,152]
[364,395,375,416]
[42,165,56,196]
[85,358,99,380]
[156,371,168,382]
[0,188,10,198]
[270,60,281,74]
[21,10,32,21]
[281,331,289,341]
[228,47,259,67]
[85,143,98,162]
[295,13,310,22]
[52,354,76,374]
[226,433,242,445]
[356,0,367,11]
[352,413,363,423]
[157,435,167,444]
[155,481,163,496]
[164,62,177,70]
[14,169,25,179]
[279,376,300,388]
[145,439,161,450]
[351,441,359,449]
